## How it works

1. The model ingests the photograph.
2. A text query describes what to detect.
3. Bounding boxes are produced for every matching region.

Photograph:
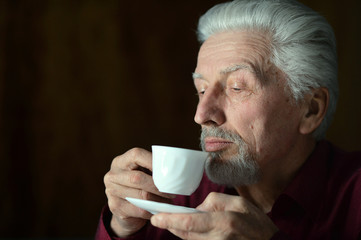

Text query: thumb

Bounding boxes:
[196,192,229,211]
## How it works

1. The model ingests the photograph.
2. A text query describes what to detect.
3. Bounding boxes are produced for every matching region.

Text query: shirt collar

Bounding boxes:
[276,140,332,221]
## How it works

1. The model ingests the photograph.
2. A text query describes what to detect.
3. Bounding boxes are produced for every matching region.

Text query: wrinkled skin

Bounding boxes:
[104,148,175,237]
[151,192,278,240]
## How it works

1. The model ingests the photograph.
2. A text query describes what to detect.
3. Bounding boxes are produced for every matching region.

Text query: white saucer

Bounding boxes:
[126,197,201,215]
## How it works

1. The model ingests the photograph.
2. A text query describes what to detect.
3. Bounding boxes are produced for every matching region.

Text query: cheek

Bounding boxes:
[228,101,261,139]
[226,93,301,147]
[258,101,302,150]
[236,100,299,148]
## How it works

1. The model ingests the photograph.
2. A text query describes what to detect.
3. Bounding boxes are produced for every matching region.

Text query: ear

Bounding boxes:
[299,87,329,135]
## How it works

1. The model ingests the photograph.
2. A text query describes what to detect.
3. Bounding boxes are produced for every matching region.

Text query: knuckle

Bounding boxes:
[138,189,151,200]
[207,192,218,200]
[111,155,122,167]
[108,199,128,218]
[107,199,119,214]
[203,192,218,206]
[104,171,117,186]
[129,171,143,185]
[105,187,114,197]
[128,147,143,158]
[103,172,111,185]
[183,215,194,232]
[105,187,110,197]
[112,155,121,162]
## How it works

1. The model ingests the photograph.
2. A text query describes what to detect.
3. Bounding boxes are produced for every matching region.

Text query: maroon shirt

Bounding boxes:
[96,141,361,239]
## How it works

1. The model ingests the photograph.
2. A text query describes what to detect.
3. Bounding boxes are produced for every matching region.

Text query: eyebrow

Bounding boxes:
[220,64,254,75]
[192,64,254,80]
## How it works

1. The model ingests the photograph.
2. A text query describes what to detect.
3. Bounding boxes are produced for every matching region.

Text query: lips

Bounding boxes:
[204,137,233,152]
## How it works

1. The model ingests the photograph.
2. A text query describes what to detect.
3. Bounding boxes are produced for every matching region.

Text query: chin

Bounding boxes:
[205,155,260,186]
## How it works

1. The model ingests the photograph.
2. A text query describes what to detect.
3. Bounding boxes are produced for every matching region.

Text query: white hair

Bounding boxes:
[197,0,339,140]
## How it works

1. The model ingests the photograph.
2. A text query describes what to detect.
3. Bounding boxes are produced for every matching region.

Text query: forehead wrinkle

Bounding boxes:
[195,32,274,89]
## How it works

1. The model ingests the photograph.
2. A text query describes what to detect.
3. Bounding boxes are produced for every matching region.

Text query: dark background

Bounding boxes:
[0,0,360,238]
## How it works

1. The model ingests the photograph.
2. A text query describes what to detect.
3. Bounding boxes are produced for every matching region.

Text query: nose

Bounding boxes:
[194,85,226,126]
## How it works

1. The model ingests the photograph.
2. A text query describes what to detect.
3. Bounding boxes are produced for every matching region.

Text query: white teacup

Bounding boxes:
[152,145,209,195]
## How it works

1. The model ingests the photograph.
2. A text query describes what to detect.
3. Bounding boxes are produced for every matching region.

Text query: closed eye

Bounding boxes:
[197,90,206,96]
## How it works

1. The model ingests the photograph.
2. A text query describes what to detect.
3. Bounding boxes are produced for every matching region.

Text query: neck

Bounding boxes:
[234,137,316,213]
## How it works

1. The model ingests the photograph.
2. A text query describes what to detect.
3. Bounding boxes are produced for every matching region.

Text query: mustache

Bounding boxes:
[200,126,245,150]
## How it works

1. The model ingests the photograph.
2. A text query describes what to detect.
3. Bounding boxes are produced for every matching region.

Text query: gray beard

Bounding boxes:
[200,127,260,186]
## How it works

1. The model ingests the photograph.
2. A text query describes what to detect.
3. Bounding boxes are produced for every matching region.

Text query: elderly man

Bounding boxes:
[96,0,361,239]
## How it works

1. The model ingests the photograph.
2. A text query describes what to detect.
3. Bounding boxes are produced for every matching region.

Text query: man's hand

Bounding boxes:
[104,148,175,237]
[150,192,278,240]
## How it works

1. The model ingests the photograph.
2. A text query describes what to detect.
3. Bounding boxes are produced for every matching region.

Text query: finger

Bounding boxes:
[108,195,152,220]
[113,148,153,171]
[196,192,230,211]
[106,169,174,199]
[196,192,250,213]
[105,181,174,204]
[151,212,212,233]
